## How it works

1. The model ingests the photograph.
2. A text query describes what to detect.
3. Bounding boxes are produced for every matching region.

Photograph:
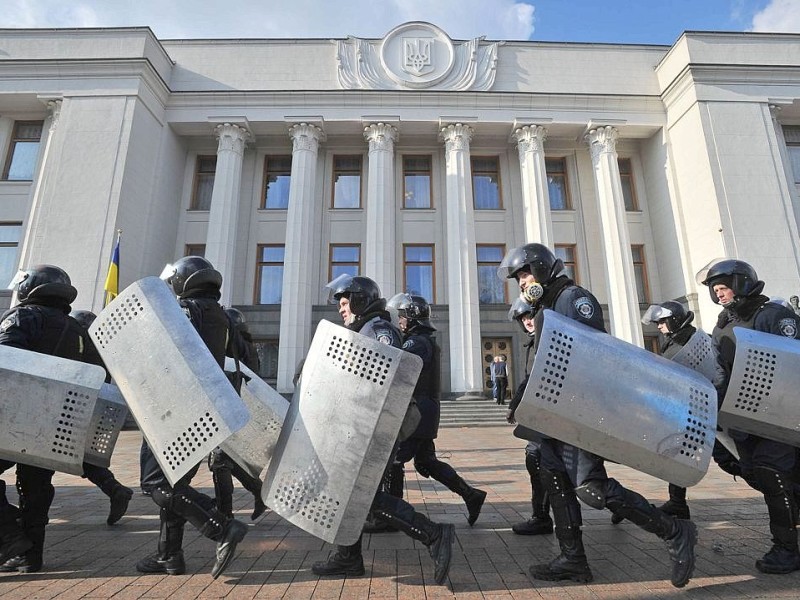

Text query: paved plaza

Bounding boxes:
[1,426,798,599]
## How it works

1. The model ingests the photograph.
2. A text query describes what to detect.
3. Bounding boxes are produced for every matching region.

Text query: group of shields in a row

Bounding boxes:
[1,277,798,547]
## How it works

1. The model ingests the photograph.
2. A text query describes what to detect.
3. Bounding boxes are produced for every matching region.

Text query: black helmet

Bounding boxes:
[387,292,435,331]
[161,256,222,296]
[69,309,97,330]
[324,273,383,316]
[696,258,764,305]
[641,301,693,334]
[496,243,563,284]
[508,297,536,335]
[12,264,77,304]
[224,307,250,334]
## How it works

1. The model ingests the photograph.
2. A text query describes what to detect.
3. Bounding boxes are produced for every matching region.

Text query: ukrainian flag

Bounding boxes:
[103,231,120,307]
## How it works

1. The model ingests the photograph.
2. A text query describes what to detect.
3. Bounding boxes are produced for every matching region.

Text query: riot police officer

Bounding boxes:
[311,275,455,586]
[698,258,800,574]
[208,307,266,522]
[498,244,697,588]
[69,309,134,526]
[0,265,85,573]
[384,293,486,525]
[136,256,248,579]
[505,297,553,536]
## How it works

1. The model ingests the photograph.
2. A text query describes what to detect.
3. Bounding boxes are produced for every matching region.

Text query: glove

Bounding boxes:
[506,408,516,424]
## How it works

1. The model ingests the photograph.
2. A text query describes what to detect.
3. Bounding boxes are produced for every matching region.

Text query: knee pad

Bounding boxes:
[574,480,607,510]
[414,456,432,479]
[525,452,541,476]
[151,486,176,512]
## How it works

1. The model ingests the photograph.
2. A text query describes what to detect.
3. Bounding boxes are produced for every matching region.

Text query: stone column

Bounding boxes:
[363,123,398,296]
[276,123,324,393]
[440,123,483,395]
[205,122,250,306]
[513,125,553,246]
[586,126,642,345]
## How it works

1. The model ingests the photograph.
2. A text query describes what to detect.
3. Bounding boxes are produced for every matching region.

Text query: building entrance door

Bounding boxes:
[481,337,513,399]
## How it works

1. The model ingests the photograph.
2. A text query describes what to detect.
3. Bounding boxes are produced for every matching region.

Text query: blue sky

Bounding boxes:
[1,0,799,44]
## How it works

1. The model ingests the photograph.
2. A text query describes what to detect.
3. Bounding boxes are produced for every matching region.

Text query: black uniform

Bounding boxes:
[0,301,84,571]
[391,326,486,525]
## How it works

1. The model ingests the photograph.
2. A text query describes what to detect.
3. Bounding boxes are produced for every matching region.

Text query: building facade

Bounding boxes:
[1,23,799,397]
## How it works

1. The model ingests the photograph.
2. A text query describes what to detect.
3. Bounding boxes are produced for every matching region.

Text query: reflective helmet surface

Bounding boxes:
[69,309,97,330]
[224,307,250,334]
[496,243,563,285]
[641,300,693,333]
[696,258,763,304]
[13,264,77,304]
[162,256,222,296]
[508,297,536,335]
[387,292,435,330]
[324,273,382,315]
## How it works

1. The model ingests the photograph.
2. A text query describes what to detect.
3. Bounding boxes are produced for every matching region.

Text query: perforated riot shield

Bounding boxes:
[221,357,288,480]
[718,327,800,446]
[516,309,718,488]
[671,329,723,386]
[0,345,106,475]
[262,319,422,545]
[83,383,129,469]
[89,277,250,486]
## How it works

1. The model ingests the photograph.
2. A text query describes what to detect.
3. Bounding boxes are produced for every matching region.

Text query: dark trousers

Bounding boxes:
[0,460,55,557]
[396,438,460,489]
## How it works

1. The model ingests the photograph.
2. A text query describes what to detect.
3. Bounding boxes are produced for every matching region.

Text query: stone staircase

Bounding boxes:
[439,397,510,427]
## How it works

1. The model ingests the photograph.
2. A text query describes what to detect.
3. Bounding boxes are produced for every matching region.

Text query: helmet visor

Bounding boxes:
[323,273,354,305]
[496,247,528,281]
[7,269,26,290]
[159,263,177,283]
[695,257,727,286]
[641,304,673,325]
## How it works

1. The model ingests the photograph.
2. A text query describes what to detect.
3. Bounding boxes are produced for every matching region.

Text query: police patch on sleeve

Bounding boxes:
[377,333,393,345]
[779,318,798,338]
[574,297,595,320]
[0,314,16,332]
[402,339,414,350]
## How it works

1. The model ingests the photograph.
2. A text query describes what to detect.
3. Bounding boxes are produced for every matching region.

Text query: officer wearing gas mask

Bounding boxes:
[136,256,248,579]
[0,265,84,573]
[498,244,697,588]
[698,258,800,574]
[311,275,455,586]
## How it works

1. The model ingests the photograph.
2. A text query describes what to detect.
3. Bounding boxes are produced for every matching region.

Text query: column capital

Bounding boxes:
[586,125,619,162]
[512,125,547,156]
[363,122,398,152]
[288,122,324,153]
[214,123,250,155]
[440,123,474,152]
[45,99,63,133]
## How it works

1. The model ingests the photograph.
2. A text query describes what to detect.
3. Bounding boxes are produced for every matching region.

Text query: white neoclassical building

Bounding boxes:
[1,22,799,398]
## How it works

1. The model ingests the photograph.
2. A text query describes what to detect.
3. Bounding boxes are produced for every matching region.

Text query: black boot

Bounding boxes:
[658,484,690,520]
[606,481,696,588]
[0,527,45,573]
[529,469,592,583]
[107,483,134,525]
[459,482,487,527]
[754,467,800,574]
[513,453,552,535]
[211,519,249,579]
[228,460,267,521]
[312,537,365,576]
[136,513,186,575]
[0,509,33,566]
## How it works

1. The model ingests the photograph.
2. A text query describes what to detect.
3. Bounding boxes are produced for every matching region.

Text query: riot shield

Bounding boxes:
[89,277,250,486]
[83,383,129,469]
[516,309,718,488]
[671,329,723,386]
[718,327,800,446]
[262,319,422,545]
[221,357,288,480]
[0,345,106,475]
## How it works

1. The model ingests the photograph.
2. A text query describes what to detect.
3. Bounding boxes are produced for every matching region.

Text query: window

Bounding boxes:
[332,155,362,208]
[477,245,506,304]
[554,244,578,284]
[329,244,360,280]
[644,335,660,355]
[255,245,284,304]
[0,223,22,287]
[254,338,279,380]
[631,245,650,303]
[471,157,501,209]
[546,158,571,210]
[403,244,434,302]
[263,156,292,209]
[784,126,800,184]
[184,244,206,257]
[403,155,432,208]
[3,121,43,181]
[190,156,216,210]
[619,158,638,211]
